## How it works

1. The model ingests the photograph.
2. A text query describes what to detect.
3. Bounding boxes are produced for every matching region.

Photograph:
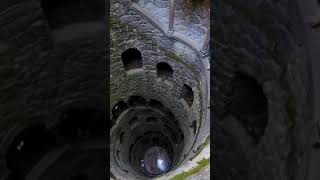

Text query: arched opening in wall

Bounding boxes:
[190,120,197,135]
[144,131,161,136]
[156,62,173,79]
[142,138,149,145]
[112,108,186,178]
[119,132,125,144]
[167,111,175,120]
[228,72,268,142]
[162,117,169,124]
[110,172,116,179]
[149,99,165,111]
[146,117,158,123]
[40,0,104,29]
[178,129,184,142]
[152,137,160,144]
[128,96,146,106]
[70,173,89,180]
[173,119,179,126]
[112,101,129,120]
[129,116,139,127]
[56,107,106,141]
[116,150,121,161]
[5,123,56,178]
[121,48,143,71]
[180,84,194,107]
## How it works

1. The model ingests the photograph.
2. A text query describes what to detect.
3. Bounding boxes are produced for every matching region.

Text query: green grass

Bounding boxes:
[201,136,210,149]
[169,158,210,180]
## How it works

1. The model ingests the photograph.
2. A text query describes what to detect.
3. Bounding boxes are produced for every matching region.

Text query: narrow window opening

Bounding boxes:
[190,120,197,135]
[129,116,139,126]
[121,48,143,71]
[149,99,164,110]
[116,150,121,160]
[128,96,146,106]
[112,101,128,120]
[152,137,159,144]
[167,111,175,120]
[180,84,194,107]
[120,132,125,144]
[146,117,158,123]
[156,62,173,79]
[229,72,268,143]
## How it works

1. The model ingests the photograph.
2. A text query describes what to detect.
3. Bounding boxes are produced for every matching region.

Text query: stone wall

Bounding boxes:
[0,0,106,178]
[212,0,313,180]
[110,0,210,179]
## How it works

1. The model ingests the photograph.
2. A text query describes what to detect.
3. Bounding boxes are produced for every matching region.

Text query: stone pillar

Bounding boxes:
[201,27,210,56]
[168,0,175,33]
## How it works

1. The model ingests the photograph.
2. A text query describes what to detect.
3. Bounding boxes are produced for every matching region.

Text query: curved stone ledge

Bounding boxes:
[118,0,208,58]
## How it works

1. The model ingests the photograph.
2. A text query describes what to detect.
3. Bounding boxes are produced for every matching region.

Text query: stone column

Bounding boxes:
[201,27,210,56]
[168,0,175,33]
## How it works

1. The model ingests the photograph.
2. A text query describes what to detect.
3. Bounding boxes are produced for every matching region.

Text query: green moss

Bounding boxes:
[201,135,210,149]
[136,31,152,41]
[110,16,120,25]
[169,158,210,180]
[197,83,204,124]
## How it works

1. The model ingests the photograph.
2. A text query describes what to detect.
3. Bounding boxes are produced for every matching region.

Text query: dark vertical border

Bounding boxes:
[106,0,111,179]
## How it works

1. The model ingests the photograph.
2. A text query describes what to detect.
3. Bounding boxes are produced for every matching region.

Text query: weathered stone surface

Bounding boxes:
[0,1,106,178]
[110,0,210,179]
[212,0,312,180]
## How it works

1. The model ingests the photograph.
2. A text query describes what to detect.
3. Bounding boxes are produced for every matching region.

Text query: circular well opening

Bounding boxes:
[141,146,171,176]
